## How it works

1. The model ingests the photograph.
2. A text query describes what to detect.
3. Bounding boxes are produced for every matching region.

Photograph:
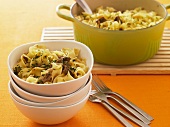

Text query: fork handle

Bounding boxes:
[107,95,150,124]
[101,102,133,127]
[108,92,154,121]
[104,101,150,127]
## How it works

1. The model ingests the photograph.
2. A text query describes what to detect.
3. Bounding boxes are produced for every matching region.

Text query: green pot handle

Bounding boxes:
[56,4,74,22]
[164,4,170,20]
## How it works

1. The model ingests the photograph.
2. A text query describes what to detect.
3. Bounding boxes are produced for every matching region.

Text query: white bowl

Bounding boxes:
[9,74,92,106]
[9,74,91,103]
[7,40,94,96]
[10,86,91,125]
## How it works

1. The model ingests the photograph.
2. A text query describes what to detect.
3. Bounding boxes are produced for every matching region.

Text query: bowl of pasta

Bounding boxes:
[56,0,170,65]
[7,40,94,96]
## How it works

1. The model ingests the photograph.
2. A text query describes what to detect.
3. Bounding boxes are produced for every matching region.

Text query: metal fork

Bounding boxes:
[92,75,154,121]
[91,90,150,125]
[91,91,150,127]
[89,95,133,127]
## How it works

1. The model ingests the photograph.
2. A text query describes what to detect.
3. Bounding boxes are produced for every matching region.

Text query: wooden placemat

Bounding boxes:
[41,27,170,75]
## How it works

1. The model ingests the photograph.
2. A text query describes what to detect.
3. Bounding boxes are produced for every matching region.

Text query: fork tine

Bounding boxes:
[93,74,109,91]
[92,79,100,91]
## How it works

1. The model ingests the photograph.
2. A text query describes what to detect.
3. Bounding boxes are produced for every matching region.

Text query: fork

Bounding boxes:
[91,90,150,124]
[91,91,150,127]
[92,75,154,121]
[89,95,133,127]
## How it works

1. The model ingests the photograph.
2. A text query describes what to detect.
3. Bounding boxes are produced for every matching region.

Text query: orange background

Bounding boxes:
[0,0,170,127]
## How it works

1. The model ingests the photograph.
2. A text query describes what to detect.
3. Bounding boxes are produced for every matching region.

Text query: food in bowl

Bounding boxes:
[13,44,88,84]
[8,41,93,96]
[75,6,163,30]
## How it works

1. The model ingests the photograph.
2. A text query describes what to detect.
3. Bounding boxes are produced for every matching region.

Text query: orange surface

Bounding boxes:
[0,0,170,127]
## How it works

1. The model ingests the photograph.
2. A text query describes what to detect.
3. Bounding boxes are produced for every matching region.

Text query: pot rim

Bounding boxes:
[70,0,168,33]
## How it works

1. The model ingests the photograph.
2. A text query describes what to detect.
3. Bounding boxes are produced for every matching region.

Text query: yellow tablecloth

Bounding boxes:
[1,0,170,126]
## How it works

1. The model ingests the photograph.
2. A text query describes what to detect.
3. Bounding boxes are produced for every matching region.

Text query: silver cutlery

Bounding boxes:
[75,0,92,14]
[91,91,150,127]
[89,95,133,127]
[91,84,150,124]
[91,89,150,124]
[92,75,154,121]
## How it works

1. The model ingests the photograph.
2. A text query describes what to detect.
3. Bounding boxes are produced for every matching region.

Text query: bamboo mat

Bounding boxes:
[41,27,170,75]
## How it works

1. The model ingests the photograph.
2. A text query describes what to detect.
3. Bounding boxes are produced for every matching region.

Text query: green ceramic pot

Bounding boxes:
[56,0,170,65]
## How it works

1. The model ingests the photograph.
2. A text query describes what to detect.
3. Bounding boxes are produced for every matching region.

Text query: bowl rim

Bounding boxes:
[9,73,92,105]
[7,40,94,86]
[10,84,91,109]
[9,80,91,107]
[9,73,92,99]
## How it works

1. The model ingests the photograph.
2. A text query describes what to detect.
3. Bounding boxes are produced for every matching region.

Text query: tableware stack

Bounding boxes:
[7,40,94,125]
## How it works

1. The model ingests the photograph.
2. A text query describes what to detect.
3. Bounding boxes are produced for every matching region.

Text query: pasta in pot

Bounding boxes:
[75,6,163,30]
[13,44,88,84]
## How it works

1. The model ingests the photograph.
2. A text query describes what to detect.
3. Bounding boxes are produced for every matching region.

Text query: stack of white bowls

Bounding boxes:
[7,40,94,125]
